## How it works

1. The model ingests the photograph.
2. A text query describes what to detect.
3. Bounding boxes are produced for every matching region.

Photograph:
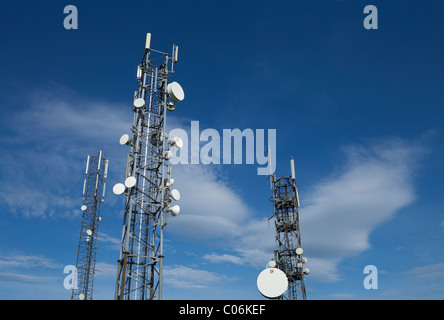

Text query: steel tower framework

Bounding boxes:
[270,158,307,300]
[114,34,182,300]
[72,151,108,300]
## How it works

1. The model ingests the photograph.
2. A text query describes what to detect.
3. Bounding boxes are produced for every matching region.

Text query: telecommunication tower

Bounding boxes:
[113,33,184,300]
[269,157,308,300]
[72,150,108,300]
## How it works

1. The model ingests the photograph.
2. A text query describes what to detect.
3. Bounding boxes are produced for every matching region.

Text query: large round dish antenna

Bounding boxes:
[168,205,180,216]
[124,176,137,188]
[133,98,145,109]
[257,268,288,299]
[113,183,126,195]
[170,136,183,149]
[171,189,181,201]
[295,248,303,255]
[167,82,184,102]
[119,134,131,146]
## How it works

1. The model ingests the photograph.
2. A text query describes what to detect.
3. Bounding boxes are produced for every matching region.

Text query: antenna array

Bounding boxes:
[72,150,108,300]
[113,33,184,300]
[269,157,308,300]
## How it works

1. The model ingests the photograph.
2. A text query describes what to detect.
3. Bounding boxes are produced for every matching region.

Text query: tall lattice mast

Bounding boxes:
[270,157,308,300]
[113,33,184,300]
[72,150,108,300]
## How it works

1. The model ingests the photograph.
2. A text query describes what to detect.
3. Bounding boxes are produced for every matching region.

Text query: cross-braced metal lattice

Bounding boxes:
[72,151,108,300]
[114,34,181,300]
[270,159,307,300]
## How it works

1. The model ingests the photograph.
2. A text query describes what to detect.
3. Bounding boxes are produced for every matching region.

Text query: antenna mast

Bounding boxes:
[113,33,184,300]
[72,150,108,300]
[269,157,308,300]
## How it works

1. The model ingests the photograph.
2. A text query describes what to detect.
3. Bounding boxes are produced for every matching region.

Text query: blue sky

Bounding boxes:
[0,0,443,300]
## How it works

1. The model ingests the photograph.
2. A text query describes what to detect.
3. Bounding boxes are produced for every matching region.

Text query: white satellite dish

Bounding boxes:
[303,268,310,275]
[257,268,288,299]
[79,293,85,300]
[301,257,308,264]
[165,178,175,187]
[125,176,137,188]
[167,101,176,111]
[86,229,92,236]
[167,82,184,102]
[81,205,87,211]
[133,98,145,109]
[168,205,180,216]
[171,189,180,201]
[113,183,126,195]
[267,260,276,268]
[170,136,183,149]
[164,150,172,160]
[295,248,303,255]
[119,134,131,146]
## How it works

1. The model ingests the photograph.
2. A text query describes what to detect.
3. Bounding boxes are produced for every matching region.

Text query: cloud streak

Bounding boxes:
[0,82,130,218]
[301,137,426,282]
[163,265,232,289]
[167,136,426,284]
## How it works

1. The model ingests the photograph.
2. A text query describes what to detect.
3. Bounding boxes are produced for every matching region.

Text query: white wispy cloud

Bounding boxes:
[0,82,130,218]
[163,265,233,289]
[0,272,56,284]
[0,252,63,288]
[0,252,63,269]
[404,262,444,279]
[95,262,118,279]
[167,136,426,285]
[300,137,426,282]
[167,164,274,267]
[203,253,245,265]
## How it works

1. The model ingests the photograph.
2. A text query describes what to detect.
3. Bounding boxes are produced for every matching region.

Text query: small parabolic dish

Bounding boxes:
[257,268,288,299]
[295,248,303,255]
[125,176,137,188]
[119,134,131,146]
[113,183,126,195]
[81,205,87,211]
[133,98,145,109]
[267,260,276,268]
[171,136,183,149]
[167,101,176,111]
[164,150,172,160]
[171,189,180,201]
[79,293,85,300]
[167,82,184,102]
[86,229,92,236]
[169,205,180,216]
